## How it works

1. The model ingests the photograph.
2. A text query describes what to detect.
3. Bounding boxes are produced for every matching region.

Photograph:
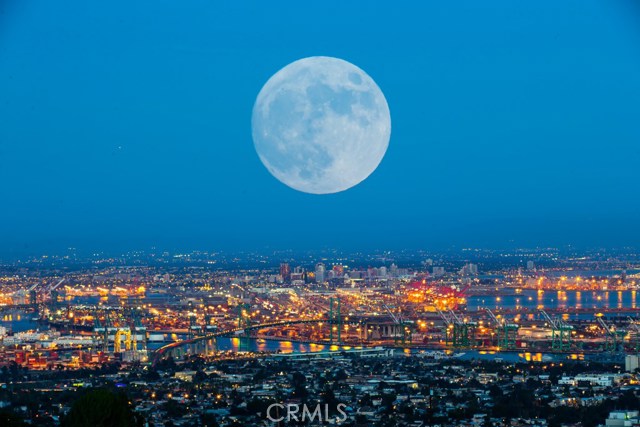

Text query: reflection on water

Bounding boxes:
[0,308,358,357]
[215,337,359,354]
[1,310,38,333]
[521,352,543,362]
[470,289,640,311]
[517,352,584,362]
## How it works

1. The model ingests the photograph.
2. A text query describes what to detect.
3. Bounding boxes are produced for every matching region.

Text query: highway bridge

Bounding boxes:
[151,318,329,365]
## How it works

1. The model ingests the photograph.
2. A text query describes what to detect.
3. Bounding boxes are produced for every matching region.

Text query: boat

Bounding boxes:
[417,351,450,360]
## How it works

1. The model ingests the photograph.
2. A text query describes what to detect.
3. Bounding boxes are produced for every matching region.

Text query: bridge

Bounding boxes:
[152,297,349,365]
[151,318,331,365]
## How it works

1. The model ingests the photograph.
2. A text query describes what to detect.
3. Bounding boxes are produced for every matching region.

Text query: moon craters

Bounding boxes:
[252,56,391,194]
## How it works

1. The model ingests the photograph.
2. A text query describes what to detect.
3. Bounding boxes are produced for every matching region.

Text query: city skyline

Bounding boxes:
[2,245,640,426]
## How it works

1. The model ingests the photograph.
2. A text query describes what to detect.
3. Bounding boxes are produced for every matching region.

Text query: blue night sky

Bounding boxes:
[1,1,639,255]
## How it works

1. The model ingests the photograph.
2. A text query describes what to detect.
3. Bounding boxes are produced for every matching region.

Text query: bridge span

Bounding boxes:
[151,318,329,365]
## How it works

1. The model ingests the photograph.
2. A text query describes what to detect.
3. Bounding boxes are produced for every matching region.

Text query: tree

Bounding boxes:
[193,369,208,383]
[488,384,503,399]
[155,356,177,372]
[200,412,220,427]
[482,417,494,427]
[291,371,308,400]
[0,366,8,382]
[0,410,27,427]
[61,388,143,427]
[618,390,640,409]
[163,399,187,419]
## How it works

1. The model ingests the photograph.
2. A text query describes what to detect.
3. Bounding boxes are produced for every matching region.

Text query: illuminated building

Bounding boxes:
[389,263,398,277]
[459,263,478,276]
[315,263,326,283]
[280,263,291,282]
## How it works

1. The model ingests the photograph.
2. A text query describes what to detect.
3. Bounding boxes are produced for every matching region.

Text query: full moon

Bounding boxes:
[251,56,391,194]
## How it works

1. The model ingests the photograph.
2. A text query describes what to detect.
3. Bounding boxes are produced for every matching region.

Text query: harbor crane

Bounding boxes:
[328,297,343,345]
[539,310,573,352]
[26,282,40,293]
[188,313,202,340]
[23,278,64,310]
[204,313,217,333]
[25,282,44,309]
[485,308,519,350]
[595,316,625,353]
[114,329,132,353]
[627,317,640,352]
[438,309,477,348]
[383,303,412,345]
[96,310,115,353]
[129,307,147,352]
[46,278,65,307]
[236,303,252,330]
[48,278,66,293]
[231,283,249,300]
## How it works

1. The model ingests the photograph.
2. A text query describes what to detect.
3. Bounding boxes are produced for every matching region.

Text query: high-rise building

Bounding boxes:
[280,263,291,282]
[315,263,326,283]
[527,261,535,271]
[626,354,639,372]
[459,263,478,276]
[379,266,387,278]
[389,263,398,277]
[433,266,445,277]
[291,266,304,282]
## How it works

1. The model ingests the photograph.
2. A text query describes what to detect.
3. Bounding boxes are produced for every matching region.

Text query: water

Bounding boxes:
[456,350,526,362]
[546,269,640,278]
[5,289,640,360]
[1,293,174,333]
[212,341,548,362]
[1,310,39,333]
[468,289,640,312]
[214,337,346,354]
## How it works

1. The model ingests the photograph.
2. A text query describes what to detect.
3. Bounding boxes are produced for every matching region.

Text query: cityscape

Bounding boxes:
[1,248,640,426]
[2,1,640,426]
